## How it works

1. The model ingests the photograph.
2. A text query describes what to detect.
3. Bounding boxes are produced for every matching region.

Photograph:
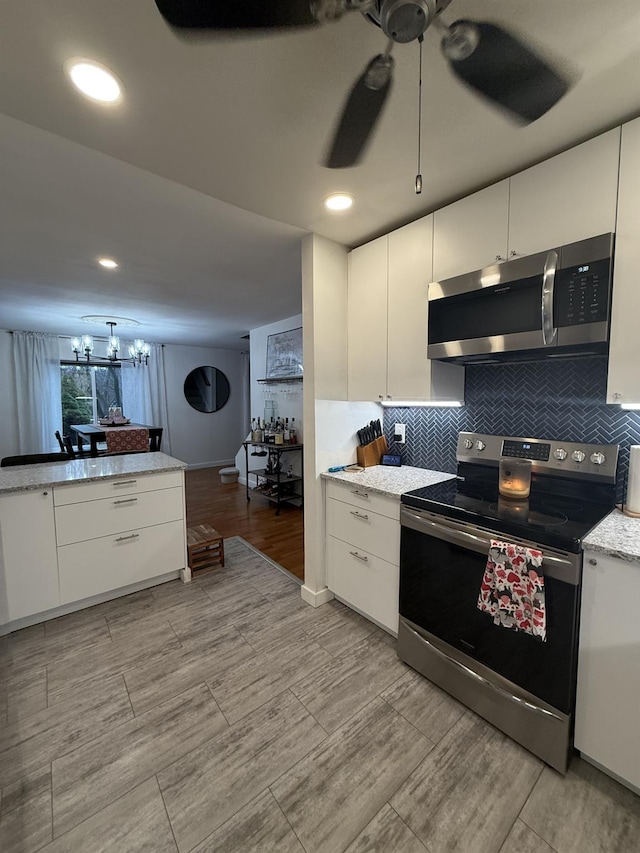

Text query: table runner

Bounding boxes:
[102,425,149,453]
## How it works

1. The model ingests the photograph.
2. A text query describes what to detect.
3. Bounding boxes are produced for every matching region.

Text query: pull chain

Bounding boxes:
[415,35,424,194]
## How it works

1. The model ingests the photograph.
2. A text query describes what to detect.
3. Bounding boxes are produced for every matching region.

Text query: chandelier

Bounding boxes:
[71,322,150,366]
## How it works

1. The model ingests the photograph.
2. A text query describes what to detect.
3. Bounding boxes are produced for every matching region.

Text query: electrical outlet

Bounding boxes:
[394,423,406,444]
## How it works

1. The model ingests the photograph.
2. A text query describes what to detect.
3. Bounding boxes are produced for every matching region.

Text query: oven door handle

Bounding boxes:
[401,508,578,582]
[403,622,565,723]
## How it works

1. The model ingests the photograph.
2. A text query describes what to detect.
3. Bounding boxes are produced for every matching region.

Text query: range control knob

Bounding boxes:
[463,439,473,449]
[475,440,486,451]
[590,452,606,465]
[554,448,568,461]
[571,450,586,463]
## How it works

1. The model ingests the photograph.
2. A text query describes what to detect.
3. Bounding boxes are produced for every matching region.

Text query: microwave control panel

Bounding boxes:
[554,257,611,327]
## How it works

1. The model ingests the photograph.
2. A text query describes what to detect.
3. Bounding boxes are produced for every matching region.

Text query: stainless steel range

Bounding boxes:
[398,432,619,773]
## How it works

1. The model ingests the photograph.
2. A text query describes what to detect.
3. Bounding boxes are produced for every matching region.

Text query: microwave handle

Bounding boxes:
[541,249,558,345]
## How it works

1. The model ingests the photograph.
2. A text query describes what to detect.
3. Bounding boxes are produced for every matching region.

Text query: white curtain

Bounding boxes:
[13,331,63,454]
[121,343,171,454]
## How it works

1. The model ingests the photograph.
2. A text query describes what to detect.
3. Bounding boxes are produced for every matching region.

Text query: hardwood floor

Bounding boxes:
[185,466,304,580]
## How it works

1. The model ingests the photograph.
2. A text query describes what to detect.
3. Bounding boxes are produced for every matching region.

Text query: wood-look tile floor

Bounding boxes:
[2,537,639,853]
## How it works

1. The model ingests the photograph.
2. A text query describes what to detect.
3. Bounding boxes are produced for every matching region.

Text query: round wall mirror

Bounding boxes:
[184,366,230,413]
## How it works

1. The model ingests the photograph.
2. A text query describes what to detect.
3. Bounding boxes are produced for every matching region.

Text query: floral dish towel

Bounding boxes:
[477,539,546,642]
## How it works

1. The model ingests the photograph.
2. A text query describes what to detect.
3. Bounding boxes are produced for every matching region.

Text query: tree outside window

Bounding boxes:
[60,364,122,434]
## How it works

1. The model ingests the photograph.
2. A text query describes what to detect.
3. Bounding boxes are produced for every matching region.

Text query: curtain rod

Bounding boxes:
[9,331,164,347]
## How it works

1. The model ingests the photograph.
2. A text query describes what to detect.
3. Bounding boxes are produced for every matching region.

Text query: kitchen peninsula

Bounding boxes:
[0,452,188,634]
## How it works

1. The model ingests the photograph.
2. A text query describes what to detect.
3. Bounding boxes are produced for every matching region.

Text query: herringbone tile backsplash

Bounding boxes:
[383,356,640,496]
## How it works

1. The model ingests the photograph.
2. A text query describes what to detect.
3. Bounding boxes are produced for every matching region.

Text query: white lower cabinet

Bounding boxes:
[326,481,400,634]
[575,550,640,791]
[54,486,184,546]
[0,489,60,622]
[0,469,187,632]
[58,519,186,603]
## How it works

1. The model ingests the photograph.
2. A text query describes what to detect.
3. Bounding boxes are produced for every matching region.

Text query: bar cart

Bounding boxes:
[242,441,303,515]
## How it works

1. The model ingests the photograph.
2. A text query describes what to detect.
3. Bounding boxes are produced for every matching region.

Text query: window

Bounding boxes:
[60,363,122,434]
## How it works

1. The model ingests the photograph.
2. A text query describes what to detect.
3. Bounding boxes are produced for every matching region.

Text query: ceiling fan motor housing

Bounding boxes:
[379,0,436,43]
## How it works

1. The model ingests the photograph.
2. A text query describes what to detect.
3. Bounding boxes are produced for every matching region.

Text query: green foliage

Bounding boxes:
[61,368,92,435]
[60,365,122,434]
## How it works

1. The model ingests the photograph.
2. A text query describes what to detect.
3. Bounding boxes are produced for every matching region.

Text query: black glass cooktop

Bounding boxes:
[401,468,615,553]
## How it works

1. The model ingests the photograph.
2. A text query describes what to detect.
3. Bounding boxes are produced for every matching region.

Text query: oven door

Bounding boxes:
[399,506,581,715]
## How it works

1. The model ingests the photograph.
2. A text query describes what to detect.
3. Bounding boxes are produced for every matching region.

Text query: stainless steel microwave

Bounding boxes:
[427,232,614,363]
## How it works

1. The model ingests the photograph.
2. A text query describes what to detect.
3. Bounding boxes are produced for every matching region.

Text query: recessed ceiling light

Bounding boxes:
[66,60,122,104]
[97,257,118,269]
[324,193,354,212]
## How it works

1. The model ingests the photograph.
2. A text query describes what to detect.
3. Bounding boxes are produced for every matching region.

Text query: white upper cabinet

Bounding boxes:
[607,117,640,404]
[347,234,388,402]
[508,128,621,259]
[348,216,464,403]
[432,180,509,281]
[432,129,621,282]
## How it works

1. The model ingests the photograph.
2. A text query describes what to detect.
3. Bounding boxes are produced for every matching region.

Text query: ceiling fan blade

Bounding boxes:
[154,0,317,31]
[324,54,394,169]
[442,20,571,123]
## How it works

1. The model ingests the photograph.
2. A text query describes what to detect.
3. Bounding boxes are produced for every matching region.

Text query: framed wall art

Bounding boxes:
[265,327,303,379]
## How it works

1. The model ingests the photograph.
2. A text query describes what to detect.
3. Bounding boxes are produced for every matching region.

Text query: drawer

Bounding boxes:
[58,519,186,604]
[54,471,183,506]
[326,479,399,520]
[55,486,184,546]
[326,498,400,565]
[326,535,399,634]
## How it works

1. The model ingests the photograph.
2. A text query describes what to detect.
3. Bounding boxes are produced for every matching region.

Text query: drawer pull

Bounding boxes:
[349,550,369,562]
[112,480,137,486]
[115,533,140,542]
[351,489,369,498]
[350,511,369,520]
[113,498,138,505]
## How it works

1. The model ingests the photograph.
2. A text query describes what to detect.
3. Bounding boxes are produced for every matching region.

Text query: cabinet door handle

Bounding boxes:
[349,551,369,562]
[495,254,503,261]
[112,480,137,486]
[510,249,518,257]
[115,533,140,542]
[113,498,138,505]
[43,491,49,496]
[351,490,369,498]
[588,558,598,566]
[350,511,369,520]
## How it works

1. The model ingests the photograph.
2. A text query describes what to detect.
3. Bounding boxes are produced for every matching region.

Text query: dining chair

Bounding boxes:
[54,430,66,453]
[1,452,72,467]
[150,428,163,452]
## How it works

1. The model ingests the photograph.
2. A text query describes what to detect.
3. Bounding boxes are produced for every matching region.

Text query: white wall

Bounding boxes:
[153,343,246,467]
[301,234,352,604]
[0,331,19,462]
[235,314,304,482]
[249,314,304,439]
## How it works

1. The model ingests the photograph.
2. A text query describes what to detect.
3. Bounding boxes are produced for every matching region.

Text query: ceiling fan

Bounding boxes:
[154,1,572,169]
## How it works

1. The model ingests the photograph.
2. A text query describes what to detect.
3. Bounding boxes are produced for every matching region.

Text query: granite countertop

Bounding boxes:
[583,508,640,563]
[0,452,187,495]
[322,464,455,499]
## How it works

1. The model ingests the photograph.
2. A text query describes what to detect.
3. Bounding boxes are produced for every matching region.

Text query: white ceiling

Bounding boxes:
[2,0,640,347]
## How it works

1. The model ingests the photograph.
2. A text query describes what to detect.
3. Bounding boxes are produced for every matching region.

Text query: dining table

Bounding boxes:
[70,423,162,457]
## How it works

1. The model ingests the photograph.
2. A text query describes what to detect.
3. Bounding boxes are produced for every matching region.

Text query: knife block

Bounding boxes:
[356,436,388,468]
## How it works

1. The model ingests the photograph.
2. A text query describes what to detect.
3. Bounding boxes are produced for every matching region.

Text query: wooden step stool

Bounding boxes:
[187,523,225,575]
